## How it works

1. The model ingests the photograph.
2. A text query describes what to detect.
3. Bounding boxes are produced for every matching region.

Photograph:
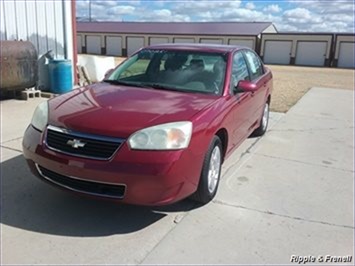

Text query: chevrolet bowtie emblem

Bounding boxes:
[66,139,86,148]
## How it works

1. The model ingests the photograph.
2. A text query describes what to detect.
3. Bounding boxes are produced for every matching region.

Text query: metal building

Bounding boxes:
[0,0,77,86]
[260,33,334,67]
[77,21,277,56]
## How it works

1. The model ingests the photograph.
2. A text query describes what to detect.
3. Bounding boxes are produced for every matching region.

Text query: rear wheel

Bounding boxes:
[191,136,222,204]
[251,101,269,137]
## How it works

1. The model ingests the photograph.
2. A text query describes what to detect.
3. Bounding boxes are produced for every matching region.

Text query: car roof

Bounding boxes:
[145,43,249,53]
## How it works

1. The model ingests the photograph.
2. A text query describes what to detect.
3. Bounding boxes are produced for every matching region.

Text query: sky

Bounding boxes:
[76,0,355,32]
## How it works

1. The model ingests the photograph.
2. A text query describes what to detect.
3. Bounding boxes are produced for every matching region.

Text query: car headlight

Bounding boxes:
[31,101,48,131]
[128,122,192,150]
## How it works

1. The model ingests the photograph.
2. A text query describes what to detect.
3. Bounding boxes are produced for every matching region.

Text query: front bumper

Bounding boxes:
[23,125,203,206]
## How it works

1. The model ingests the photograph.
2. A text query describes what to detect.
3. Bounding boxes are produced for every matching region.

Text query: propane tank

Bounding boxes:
[0,40,38,89]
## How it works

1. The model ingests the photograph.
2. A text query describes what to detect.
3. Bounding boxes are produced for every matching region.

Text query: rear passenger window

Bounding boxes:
[231,52,250,89]
[244,50,263,80]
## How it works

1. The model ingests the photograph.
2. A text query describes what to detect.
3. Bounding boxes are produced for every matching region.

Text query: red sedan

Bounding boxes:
[23,44,272,206]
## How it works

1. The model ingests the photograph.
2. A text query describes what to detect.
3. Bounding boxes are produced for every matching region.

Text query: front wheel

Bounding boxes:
[251,101,269,137]
[191,136,222,204]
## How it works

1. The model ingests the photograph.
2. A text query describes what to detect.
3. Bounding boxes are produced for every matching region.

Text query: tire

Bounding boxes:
[251,101,270,137]
[191,136,223,204]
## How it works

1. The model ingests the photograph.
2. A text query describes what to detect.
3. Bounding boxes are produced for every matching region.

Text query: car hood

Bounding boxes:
[48,83,218,137]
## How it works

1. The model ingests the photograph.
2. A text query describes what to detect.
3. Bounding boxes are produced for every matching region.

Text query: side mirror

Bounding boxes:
[235,80,258,93]
[104,68,114,79]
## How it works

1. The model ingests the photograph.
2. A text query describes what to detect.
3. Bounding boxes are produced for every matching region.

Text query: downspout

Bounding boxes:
[62,0,74,85]
[71,0,78,84]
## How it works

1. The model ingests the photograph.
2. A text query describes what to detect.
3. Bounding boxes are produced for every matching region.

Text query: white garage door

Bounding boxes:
[296,41,327,66]
[200,38,223,44]
[77,35,82,54]
[174,38,195,43]
[264,41,292,65]
[149,37,169,45]
[229,39,254,49]
[127,37,144,56]
[106,36,122,56]
[338,42,355,68]
[86,35,101,55]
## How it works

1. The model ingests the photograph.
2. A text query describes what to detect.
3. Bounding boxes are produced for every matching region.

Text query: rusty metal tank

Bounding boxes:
[0,40,38,89]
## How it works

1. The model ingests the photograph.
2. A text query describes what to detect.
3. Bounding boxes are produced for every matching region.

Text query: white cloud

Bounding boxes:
[108,5,136,15]
[245,2,256,10]
[139,8,191,22]
[173,1,242,14]
[263,4,281,13]
[283,8,323,24]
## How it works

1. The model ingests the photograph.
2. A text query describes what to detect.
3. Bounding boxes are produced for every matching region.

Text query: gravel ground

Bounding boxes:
[268,65,355,112]
[113,57,355,113]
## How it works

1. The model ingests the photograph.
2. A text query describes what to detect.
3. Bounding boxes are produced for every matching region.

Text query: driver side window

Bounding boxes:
[230,52,250,92]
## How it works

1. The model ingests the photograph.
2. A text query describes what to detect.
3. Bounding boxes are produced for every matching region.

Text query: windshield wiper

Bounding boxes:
[103,79,137,86]
[139,83,190,93]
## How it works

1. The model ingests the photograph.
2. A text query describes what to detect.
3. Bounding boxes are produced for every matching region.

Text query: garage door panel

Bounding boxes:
[77,36,82,54]
[338,42,355,68]
[263,41,292,65]
[86,36,101,55]
[295,41,327,66]
[127,37,144,56]
[229,39,254,49]
[200,38,223,44]
[106,36,122,56]
[149,37,169,45]
[174,38,195,43]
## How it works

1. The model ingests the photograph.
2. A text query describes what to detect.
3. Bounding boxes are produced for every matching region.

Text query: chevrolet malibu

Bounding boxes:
[23,44,272,206]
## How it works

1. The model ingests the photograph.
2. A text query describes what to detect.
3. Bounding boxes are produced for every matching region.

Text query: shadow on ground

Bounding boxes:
[1,154,197,237]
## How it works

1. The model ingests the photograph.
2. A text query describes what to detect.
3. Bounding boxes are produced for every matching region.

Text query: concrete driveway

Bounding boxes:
[1,87,353,264]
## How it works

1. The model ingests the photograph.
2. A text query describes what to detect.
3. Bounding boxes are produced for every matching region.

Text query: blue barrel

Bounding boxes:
[49,59,72,94]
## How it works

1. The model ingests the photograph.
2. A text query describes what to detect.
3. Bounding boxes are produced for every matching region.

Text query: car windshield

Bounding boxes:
[106,49,227,95]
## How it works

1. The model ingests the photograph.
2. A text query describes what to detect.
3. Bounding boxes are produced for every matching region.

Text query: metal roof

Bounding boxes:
[77,22,275,36]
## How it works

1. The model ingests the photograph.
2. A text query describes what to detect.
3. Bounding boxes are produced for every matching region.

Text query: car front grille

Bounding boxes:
[36,165,126,199]
[45,125,124,160]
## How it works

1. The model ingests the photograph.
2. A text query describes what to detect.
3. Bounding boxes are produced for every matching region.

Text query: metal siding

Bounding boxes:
[3,0,17,40]
[295,41,327,66]
[228,39,254,49]
[45,0,57,56]
[36,0,48,56]
[0,0,6,40]
[53,0,65,58]
[149,37,169,45]
[106,36,122,56]
[200,38,223,44]
[127,36,144,56]
[14,1,27,40]
[87,35,101,54]
[25,0,39,53]
[338,42,355,68]
[263,25,277,33]
[264,41,292,65]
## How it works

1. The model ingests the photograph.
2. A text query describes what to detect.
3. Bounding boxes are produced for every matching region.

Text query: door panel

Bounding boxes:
[243,50,268,130]
[127,37,144,56]
[295,41,327,66]
[264,40,292,65]
[86,35,101,55]
[228,52,254,148]
[338,42,355,68]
